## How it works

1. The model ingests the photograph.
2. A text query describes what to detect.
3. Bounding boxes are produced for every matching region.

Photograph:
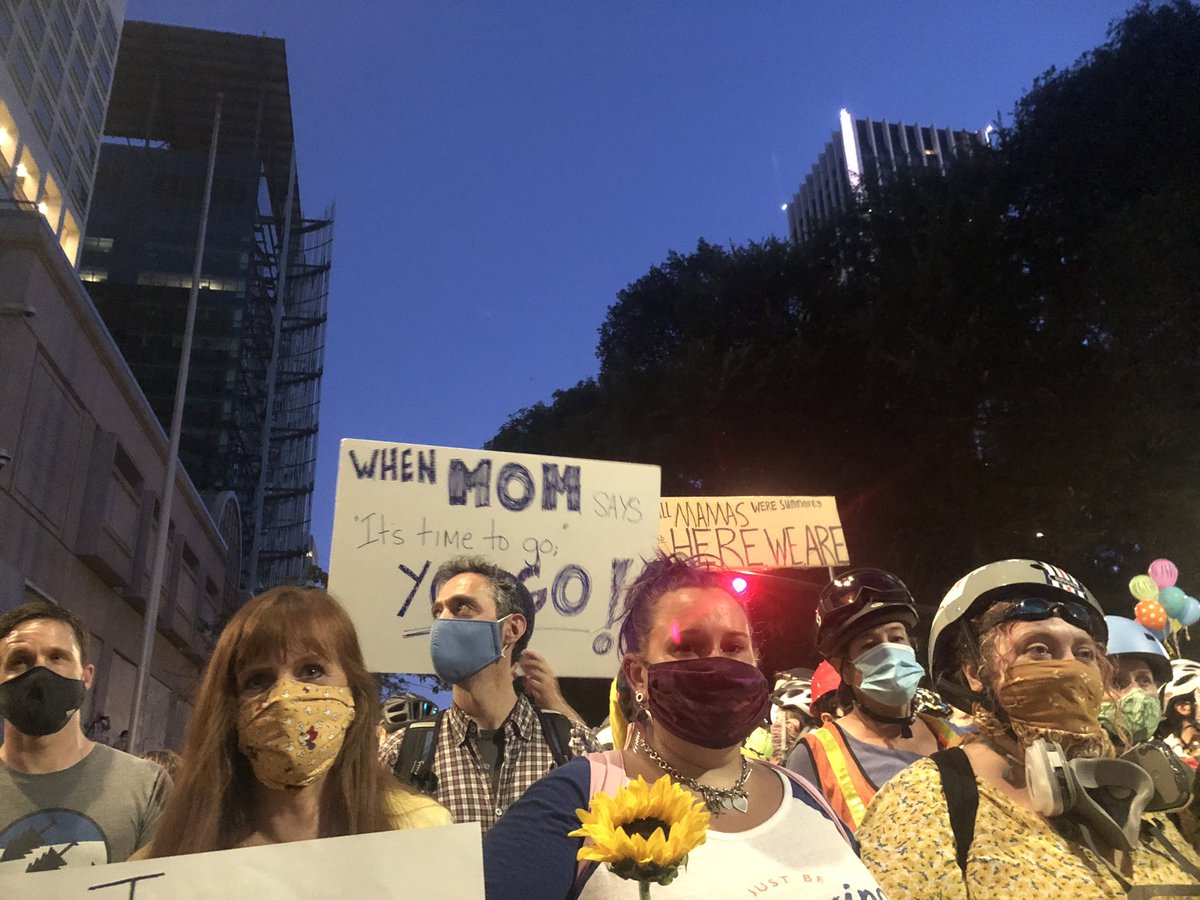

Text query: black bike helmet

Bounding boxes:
[814,568,918,659]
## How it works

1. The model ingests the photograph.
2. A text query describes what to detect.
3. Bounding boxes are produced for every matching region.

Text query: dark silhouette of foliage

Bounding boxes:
[489,1,1200,644]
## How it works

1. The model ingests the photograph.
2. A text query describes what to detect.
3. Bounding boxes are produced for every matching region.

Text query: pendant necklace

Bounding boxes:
[634,732,751,814]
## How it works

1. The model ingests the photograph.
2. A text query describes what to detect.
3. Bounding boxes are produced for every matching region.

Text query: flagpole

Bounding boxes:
[128,93,223,753]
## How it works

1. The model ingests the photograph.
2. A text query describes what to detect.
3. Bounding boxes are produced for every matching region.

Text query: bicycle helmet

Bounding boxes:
[815,568,918,658]
[929,559,1105,712]
[771,669,814,717]
[1162,658,1200,708]
[810,660,842,704]
[381,693,438,732]
[1105,616,1172,685]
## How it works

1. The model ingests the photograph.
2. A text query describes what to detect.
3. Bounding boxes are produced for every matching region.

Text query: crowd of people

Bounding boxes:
[2,552,1200,896]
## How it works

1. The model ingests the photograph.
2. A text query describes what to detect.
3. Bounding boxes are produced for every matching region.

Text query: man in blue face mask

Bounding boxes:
[380,556,600,831]
[786,568,961,833]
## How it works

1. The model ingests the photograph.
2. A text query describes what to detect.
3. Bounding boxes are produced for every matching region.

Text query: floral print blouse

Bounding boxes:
[857,757,1200,898]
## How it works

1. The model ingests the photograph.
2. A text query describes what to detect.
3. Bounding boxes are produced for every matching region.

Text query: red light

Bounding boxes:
[731,576,749,595]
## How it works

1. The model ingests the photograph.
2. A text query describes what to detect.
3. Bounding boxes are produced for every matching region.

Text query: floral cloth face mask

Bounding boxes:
[236,676,356,790]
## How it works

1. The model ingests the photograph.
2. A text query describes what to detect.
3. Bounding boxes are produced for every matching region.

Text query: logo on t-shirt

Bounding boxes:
[0,808,110,872]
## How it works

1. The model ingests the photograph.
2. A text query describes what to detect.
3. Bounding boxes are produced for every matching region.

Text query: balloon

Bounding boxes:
[1149,558,1179,588]
[1159,585,1187,617]
[1134,598,1168,630]
[1129,575,1160,602]
[1178,596,1200,628]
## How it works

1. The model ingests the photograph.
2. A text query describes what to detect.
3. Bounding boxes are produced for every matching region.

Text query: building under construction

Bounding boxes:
[82,21,330,594]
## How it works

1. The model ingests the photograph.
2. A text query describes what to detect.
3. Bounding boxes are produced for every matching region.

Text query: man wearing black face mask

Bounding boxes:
[0,602,171,872]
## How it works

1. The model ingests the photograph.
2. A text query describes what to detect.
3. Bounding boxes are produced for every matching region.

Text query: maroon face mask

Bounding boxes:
[647,657,770,749]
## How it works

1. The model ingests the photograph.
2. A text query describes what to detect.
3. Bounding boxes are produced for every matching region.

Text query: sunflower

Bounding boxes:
[570,774,710,893]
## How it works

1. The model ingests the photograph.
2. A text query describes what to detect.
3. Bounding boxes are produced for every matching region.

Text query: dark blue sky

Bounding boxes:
[126,1,1134,566]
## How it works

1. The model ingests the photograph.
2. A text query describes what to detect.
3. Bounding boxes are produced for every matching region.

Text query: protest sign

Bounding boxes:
[658,496,850,569]
[2,823,483,899]
[328,440,660,677]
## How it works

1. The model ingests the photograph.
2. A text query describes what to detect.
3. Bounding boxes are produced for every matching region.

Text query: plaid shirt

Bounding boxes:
[379,693,599,832]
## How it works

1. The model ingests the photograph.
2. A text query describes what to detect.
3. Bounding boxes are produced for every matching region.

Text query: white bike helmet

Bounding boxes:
[771,669,814,718]
[1161,658,1200,708]
[929,559,1106,711]
[381,693,438,733]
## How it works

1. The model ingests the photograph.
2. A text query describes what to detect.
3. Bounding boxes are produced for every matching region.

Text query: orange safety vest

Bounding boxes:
[798,714,961,832]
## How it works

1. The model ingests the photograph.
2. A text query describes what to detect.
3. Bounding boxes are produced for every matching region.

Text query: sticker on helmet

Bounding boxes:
[938,576,968,611]
[1035,562,1086,599]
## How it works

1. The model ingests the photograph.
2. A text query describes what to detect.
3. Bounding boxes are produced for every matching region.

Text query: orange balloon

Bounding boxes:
[1135,599,1168,629]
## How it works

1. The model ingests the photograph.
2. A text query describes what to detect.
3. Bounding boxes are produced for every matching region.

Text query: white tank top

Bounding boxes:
[580,767,885,898]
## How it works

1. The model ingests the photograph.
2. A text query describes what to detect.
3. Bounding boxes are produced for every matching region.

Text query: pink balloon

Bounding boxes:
[1149,558,1179,588]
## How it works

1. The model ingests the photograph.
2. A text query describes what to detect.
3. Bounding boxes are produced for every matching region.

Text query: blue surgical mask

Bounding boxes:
[429,616,512,684]
[852,642,924,708]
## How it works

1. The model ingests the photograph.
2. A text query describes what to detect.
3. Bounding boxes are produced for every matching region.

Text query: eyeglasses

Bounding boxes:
[994,597,1101,636]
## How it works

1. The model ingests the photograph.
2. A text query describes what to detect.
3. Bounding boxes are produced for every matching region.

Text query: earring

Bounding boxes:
[634,690,652,723]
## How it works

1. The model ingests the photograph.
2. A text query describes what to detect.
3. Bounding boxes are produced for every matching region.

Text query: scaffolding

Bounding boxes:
[252,206,332,588]
[82,21,329,593]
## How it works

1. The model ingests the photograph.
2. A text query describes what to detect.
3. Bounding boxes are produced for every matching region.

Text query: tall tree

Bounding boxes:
[490,1,1200,625]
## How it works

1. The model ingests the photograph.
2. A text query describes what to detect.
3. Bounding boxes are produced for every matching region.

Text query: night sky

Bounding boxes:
[123,1,1135,566]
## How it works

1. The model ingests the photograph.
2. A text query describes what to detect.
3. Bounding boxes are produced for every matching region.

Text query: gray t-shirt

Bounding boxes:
[0,743,171,873]
[786,722,924,790]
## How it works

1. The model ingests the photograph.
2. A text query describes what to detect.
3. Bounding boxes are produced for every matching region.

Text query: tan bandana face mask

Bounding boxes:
[236,677,356,790]
[996,659,1105,739]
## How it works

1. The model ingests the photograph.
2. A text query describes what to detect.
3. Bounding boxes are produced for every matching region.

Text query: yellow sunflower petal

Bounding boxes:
[572,773,712,872]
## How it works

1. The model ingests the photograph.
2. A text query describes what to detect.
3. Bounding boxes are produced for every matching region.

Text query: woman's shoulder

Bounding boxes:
[859,757,946,831]
[875,754,942,795]
[388,788,453,829]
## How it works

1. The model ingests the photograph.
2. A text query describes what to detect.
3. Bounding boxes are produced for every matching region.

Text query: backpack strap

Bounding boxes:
[930,747,979,877]
[537,708,575,767]
[392,710,445,794]
[771,763,857,849]
[571,749,628,896]
[1143,817,1200,882]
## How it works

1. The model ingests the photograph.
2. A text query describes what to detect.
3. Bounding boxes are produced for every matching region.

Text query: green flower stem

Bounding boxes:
[639,881,651,900]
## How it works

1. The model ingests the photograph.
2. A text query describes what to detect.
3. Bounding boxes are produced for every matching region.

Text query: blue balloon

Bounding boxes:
[1160,585,1187,617]
[1178,596,1200,628]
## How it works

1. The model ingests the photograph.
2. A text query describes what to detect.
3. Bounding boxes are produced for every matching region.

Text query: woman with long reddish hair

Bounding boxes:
[141,587,448,856]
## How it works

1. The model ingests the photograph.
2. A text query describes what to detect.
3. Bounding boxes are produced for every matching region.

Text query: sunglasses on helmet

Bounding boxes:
[994,597,1101,636]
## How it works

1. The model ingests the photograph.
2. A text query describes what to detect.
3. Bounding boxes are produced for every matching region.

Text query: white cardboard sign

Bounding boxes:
[658,496,850,568]
[328,440,661,677]
[2,824,483,899]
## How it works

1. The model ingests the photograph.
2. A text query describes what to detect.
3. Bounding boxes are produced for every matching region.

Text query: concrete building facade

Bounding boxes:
[0,208,240,750]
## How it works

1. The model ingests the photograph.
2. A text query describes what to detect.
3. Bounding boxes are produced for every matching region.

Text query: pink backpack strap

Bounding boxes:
[769,762,856,848]
[572,749,628,894]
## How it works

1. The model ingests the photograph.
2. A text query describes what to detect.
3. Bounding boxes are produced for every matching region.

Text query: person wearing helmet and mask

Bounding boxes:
[1100,617,1172,750]
[1159,658,1200,764]
[785,568,960,833]
[767,670,813,762]
[857,559,1200,897]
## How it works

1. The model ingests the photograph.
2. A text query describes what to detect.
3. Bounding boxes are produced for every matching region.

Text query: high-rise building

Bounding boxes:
[82,21,331,593]
[0,0,123,264]
[785,109,987,243]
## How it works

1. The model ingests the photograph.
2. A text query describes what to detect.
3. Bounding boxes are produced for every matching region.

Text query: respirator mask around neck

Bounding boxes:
[1024,738,1155,852]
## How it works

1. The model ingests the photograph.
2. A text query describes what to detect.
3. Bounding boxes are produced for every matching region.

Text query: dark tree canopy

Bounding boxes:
[489,1,1200,641]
